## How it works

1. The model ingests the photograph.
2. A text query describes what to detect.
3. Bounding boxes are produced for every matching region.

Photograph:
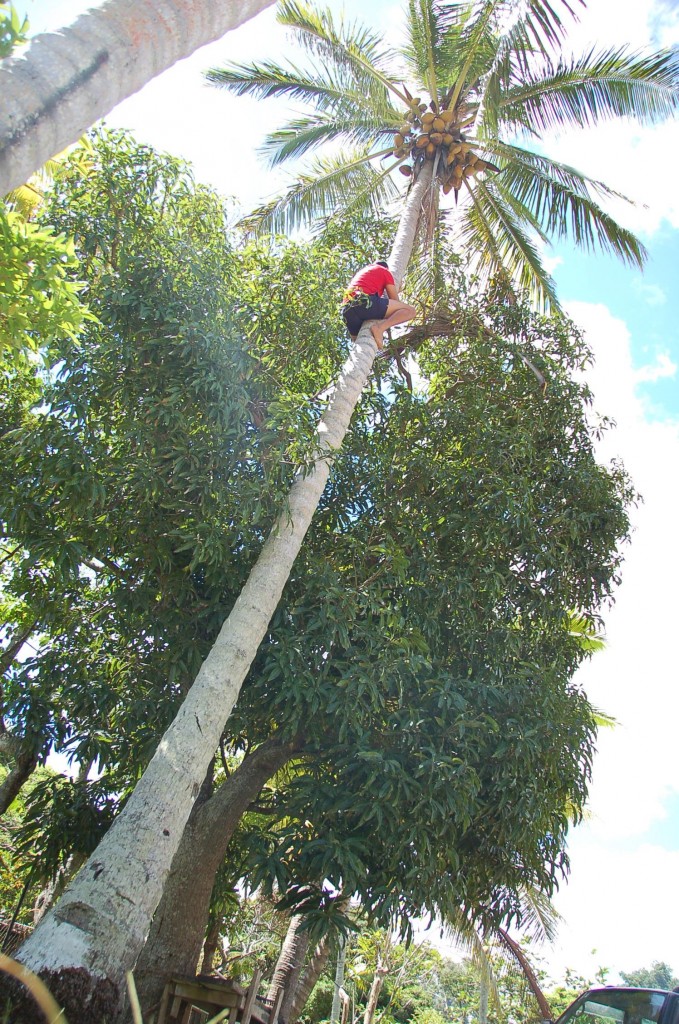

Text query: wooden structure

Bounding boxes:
[154,969,284,1024]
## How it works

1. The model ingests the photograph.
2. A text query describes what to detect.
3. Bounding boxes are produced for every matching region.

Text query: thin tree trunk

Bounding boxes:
[329,936,347,1024]
[16,162,432,1016]
[288,931,333,1023]
[497,928,553,1021]
[133,736,296,1020]
[0,747,36,817]
[363,955,389,1024]
[0,0,277,196]
[200,914,224,975]
[267,914,311,1024]
[479,965,489,1024]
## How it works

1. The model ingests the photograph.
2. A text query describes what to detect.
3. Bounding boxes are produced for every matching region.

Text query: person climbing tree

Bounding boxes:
[341,260,416,348]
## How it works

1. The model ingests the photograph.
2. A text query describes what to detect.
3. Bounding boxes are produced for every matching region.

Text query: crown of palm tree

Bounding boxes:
[207,0,679,310]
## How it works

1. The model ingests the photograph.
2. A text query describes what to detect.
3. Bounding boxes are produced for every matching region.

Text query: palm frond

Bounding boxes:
[492,148,647,267]
[238,148,401,236]
[262,116,397,165]
[500,45,679,133]
[403,0,440,101]
[512,884,561,943]
[276,0,409,106]
[444,0,508,111]
[205,60,387,114]
[458,178,560,310]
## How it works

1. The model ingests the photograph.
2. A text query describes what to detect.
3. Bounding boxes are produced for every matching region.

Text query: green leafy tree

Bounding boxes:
[620,963,679,991]
[0,205,88,361]
[19,0,669,999]
[8,117,635,1019]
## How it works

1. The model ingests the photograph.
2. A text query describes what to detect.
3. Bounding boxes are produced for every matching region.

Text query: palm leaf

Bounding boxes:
[500,45,679,133]
[205,60,388,113]
[403,0,440,102]
[458,176,560,309]
[491,147,647,267]
[262,116,397,165]
[238,148,400,236]
[276,0,409,106]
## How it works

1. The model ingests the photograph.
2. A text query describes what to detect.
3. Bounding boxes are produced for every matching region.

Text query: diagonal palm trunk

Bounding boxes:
[15,161,434,1013]
[0,0,277,196]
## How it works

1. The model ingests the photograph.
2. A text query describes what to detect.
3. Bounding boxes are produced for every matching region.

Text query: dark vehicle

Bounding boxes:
[555,988,679,1024]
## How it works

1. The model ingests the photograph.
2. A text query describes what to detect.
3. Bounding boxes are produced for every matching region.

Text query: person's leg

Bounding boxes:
[370,299,416,348]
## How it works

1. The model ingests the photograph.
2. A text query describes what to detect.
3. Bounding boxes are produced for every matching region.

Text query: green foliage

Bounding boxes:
[0,2,28,58]
[0,765,52,924]
[0,204,89,361]
[0,129,634,941]
[620,962,679,990]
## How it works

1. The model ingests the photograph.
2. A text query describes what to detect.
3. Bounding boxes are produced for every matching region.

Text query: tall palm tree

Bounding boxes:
[207,0,678,309]
[0,0,277,196]
[15,1,678,1015]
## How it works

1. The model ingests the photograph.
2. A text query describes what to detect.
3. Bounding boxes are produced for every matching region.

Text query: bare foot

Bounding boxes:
[370,326,384,350]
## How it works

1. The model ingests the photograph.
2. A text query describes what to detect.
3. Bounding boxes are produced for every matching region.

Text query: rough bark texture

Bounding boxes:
[0,748,36,817]
[288,931,332,1023]
[363,955,389,1024]
[16,162,430,1012]
[133,737,296,1020]
[200,913,224,975]
[267,914,311,1024]
[0,0,277,195]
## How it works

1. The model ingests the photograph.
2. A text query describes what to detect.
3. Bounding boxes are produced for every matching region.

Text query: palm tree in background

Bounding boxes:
[15,1,678,1013]
[208,0,679,308]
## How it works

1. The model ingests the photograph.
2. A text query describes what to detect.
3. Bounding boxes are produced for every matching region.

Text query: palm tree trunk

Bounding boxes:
[497,928,553,1021]
[267,914,311,1024]
[288,931,333,1024]
[15,161,433,1018]
[0,0,277,196]
[133,736,296,1020]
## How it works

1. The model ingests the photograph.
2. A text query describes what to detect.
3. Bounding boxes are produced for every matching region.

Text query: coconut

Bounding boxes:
[425,142,436,157]
[394,133,405,148]
[430,132,443,144]
[399,164,413,176]
[432,117,446,132]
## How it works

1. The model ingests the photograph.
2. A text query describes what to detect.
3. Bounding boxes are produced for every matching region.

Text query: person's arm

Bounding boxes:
[385,283,399,300]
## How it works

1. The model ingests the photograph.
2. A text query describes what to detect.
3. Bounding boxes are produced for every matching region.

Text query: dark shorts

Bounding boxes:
[341,292,389,337]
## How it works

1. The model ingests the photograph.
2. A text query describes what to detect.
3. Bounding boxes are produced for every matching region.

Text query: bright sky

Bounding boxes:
[21,0,679,988]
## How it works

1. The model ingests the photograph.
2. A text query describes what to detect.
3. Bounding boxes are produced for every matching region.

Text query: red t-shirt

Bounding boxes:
[347,263,395,296]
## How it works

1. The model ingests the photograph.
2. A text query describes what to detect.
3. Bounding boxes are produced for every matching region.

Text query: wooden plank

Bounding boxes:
[241,968,262,1024]
[269,986,284,1024]
[156,982,172,1024]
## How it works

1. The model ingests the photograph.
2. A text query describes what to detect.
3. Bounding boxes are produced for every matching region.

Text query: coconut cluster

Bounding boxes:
[392,98,499,196]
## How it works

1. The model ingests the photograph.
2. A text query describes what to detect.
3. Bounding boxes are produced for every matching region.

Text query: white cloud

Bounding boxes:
[549,841,679,979]
[633,281,667,308]
[546,298,679,978]
[634,352,676,383]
